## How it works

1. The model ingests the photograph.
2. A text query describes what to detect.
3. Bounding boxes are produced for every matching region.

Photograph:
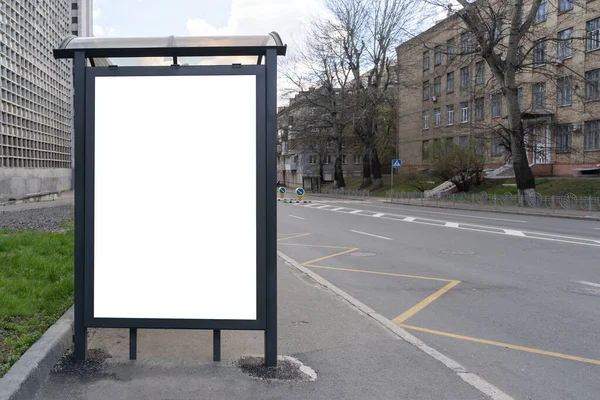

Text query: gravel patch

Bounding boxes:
[0,205,73,232]
[50,348,114,381]
[237,355,317,382]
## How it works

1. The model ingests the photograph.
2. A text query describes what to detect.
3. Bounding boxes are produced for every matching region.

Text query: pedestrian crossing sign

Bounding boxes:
[392,159,402,168]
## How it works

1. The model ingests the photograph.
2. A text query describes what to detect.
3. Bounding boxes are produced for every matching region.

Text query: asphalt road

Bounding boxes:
[277,196,600,400]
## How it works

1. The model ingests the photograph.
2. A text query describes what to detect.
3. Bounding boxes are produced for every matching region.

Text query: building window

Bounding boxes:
[309,155,317,164]
[585,69,600,100]
[536,0,547,23]
[434,108,441,126]
[447,105,454,125]
[423,81,430,100]
[475,137,485,156]
[324,155,332,164]
[532,82,546,109]
[72,2,78,9]
[460,66,470,88]
[584,120,600,150]
[533,39,546,65]
[423,111,430,129]
[556,124,572,152]
[434,45,442,65]
[559,0,573,13]
[459,136,469,148]
[342,154,347,164]
[353,155,361,164]
[516,46,524,70]
[433,76,441,96]
[447,39,455,61]
[475,97,484,121]
[422,141,429,160]
[447,71,454,92]
[492,94,502,117]
[557,77,572,106]
[558,28,573,59]
[517,87,523,111]
[72,16,78,23]
[460,32,470,53]
[491,135,503,156]
[445,138,454,153]
[587,18,600,51]
[460,101,469,123]
[423,51,430,70]
[475,61,484,85]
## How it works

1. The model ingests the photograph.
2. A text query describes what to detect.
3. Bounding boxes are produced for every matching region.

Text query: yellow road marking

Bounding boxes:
[398,324,600,366]
[392,280,461,324]
[277,233,312,242]
[305,265,454,282]
[302,248,359,266]
[279,243,355,249]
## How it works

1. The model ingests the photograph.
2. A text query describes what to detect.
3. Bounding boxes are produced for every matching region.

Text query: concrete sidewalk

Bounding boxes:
[33,258,490,400]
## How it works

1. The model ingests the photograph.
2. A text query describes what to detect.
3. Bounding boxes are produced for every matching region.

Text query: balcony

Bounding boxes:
[285,163,297,171]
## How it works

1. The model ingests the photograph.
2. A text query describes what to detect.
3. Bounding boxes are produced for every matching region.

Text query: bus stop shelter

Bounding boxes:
[54,33,286,366]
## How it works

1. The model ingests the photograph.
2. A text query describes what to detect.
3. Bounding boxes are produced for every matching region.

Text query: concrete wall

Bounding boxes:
[0,168,72,200]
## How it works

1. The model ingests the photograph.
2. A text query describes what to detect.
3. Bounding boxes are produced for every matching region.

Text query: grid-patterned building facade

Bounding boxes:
[0,0,79,199]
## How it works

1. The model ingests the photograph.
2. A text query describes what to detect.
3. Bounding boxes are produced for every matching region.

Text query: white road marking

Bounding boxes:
[503,229,526,237]
[594,228,600,230]
[350,230,392,240]
[296,202,600,248]
[315,205,330,209]
[289,215,305,220]
[574,280,600,288]
[350,203,527,223]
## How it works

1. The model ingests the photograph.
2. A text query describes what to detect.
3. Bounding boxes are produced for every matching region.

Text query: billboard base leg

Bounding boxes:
[129,328,137,360]
[213,330,221,362]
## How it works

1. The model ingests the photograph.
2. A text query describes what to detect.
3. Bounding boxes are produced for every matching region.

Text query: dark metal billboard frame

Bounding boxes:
[54,33,285,367]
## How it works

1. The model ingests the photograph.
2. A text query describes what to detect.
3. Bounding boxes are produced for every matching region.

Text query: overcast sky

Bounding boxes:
[92,0,441,105]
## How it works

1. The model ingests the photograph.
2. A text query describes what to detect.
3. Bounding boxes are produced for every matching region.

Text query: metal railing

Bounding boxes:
[385,191,600,213]
[322,188,370,199]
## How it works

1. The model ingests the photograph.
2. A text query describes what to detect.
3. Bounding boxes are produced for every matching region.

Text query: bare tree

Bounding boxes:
[325,0,430,189]
[281,19,356,189]
[419,0,598,199]
[429,140,487,192]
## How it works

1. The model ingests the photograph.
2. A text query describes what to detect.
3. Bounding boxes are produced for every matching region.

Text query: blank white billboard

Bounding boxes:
[93,74,257,320]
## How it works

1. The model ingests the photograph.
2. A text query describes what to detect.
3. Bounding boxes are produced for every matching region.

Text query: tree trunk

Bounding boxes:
[360,147,372,189]
[505,86,536,200]
[370,147,383,190]
[319,162,325,185]
[333,157,346,189]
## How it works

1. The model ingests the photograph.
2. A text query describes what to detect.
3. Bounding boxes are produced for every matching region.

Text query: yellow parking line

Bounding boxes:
[392,280,461,324]
[302,248,359,266]
[305,265,454,282]
[398,324,600,366]
[277,233,312,242]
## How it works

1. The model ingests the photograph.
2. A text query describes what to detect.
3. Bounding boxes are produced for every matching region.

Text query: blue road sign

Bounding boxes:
[392,159,402,169]
[296,187,305,196]
[279,187,286,194]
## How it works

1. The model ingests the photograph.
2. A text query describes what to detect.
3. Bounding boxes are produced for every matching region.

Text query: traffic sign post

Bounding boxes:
[295,187,304,202]
[391,159,402,202]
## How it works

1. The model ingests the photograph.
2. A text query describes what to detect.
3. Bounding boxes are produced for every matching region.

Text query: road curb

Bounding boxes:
[0,306,73,400]
[277,251,515,400]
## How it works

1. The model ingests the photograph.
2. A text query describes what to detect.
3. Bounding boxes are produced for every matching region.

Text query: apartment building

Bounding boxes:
[0,0,94,200]
[277,91,363,186]
[396,1,600,177]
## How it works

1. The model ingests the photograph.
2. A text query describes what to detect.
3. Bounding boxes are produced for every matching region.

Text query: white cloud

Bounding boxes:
[186,0,327,105]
